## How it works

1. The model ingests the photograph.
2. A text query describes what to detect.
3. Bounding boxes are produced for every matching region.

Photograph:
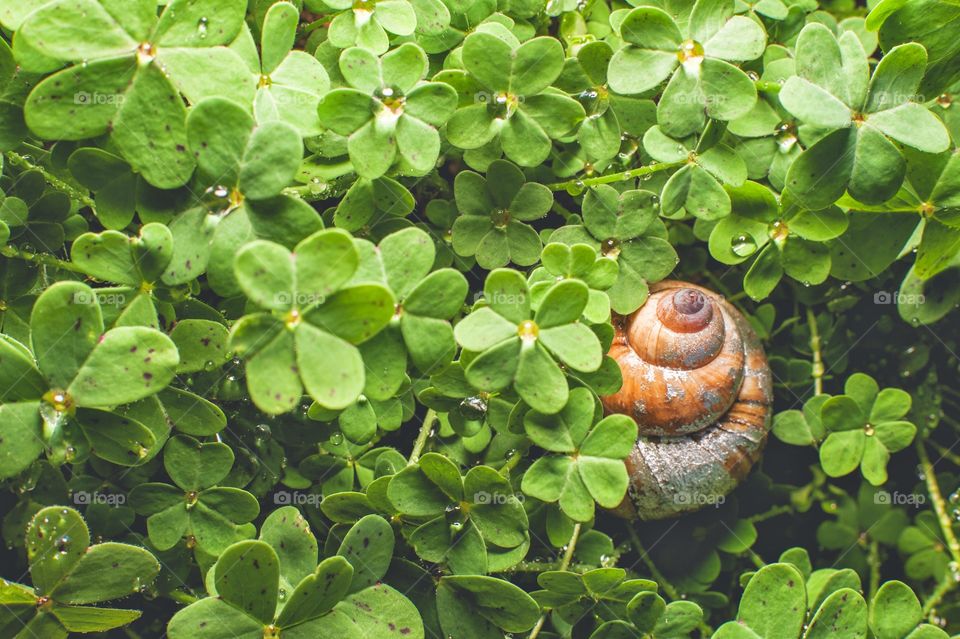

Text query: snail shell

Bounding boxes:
[602,281,773,520]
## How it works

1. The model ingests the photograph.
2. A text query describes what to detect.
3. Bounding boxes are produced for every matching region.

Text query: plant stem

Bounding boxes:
[408,409,437,464]
[5,151,96,211]
[528,523,583,639]
[165,589,198,606]
[507,560,594,573]
[627,527,681,602]
[806,307,824,396]
[546,161,684,192]
[867,540,880,601]
[917,441,960,563]
[0,245,86,274]
[922,570,958,618]
[755,80,782,94]
[930,441,960,467]
[747,504,793,523]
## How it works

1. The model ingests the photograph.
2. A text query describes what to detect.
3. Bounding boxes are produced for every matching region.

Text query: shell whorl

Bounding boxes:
[604,282,744,436]
[602,281,773,521]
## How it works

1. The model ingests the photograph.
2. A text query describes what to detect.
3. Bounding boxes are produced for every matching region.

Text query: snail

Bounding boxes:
[602,281,773,520]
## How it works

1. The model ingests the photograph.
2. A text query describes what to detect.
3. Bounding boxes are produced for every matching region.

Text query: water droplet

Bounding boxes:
[746,70,760,81]
[458,396,487,421]
[56,535,71,554]
[937,93,953,109]
[731,233,758,257]
[329,431,344,445]
[197,17,209,39]
[864,424,875,436]
[566,180,585,196]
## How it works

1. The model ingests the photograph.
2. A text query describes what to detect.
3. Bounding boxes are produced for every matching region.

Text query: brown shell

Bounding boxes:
[602,280,773,520]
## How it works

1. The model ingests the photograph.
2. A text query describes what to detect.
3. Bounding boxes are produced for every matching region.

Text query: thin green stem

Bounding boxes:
[747,504,793,524]
[283,174,356,202]
[546,161,684,192]
[807,307,824,396]
[922,571,958,618]
[506,560,594,574]
[528,523,583,639]
[165,589,198,606]
[917,441,960,564]
[0,245,86,274]
[5,151,96,211]
[627,527,680,602]
[408,409,437,464]
[499,449,523,476]
[867,540,880,601]
[930,441,960,467]
[755,80,782,94]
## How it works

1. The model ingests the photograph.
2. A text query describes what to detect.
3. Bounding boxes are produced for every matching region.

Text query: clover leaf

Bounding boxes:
[363,226,469,380]
[713,562,869,638]
[445,29,585,167]
[532,568,676,635]
[326,0,419,54]
[19,0,254,188]
[549,184,677,314]
[643,124,747,220]
[317,43,457,178]
[528,242,618,324]
[520,387,637,521]
[418,361,518,442]
[869,580,949,639]
[451,160,552,269]
[435,575,541,639]
[555,40,658,163]
[301,441,404,496]
[227,228,395,414]
[248,2,331,136]
[819,373,917,486]
[0,169,86,253]
[708,181,848,299]
[781,24,951,208]
[898,511,953,583]
[0,281,179,478]
[454,269,603,413]
[387,453,529,573]
[609,0,765,136]
[129,436,259,556]
[0,507,159,636]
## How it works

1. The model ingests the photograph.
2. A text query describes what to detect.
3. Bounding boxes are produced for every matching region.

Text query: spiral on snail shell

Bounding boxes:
[601,281,773,520]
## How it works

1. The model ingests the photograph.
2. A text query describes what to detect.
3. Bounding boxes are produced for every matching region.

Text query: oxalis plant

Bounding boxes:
[0,0,959,637]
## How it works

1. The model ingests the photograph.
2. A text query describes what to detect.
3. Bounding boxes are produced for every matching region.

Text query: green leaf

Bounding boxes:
[337,514,395,592]
[26,506,90,596]
[437,575,540,636]
[214,540,280,625]
[737,564,806,639]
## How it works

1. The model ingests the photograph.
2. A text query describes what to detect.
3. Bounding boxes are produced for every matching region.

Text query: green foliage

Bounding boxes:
[0,0,958,637]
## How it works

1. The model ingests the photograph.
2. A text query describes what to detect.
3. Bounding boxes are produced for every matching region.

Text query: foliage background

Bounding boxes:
[0,0,958,637]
